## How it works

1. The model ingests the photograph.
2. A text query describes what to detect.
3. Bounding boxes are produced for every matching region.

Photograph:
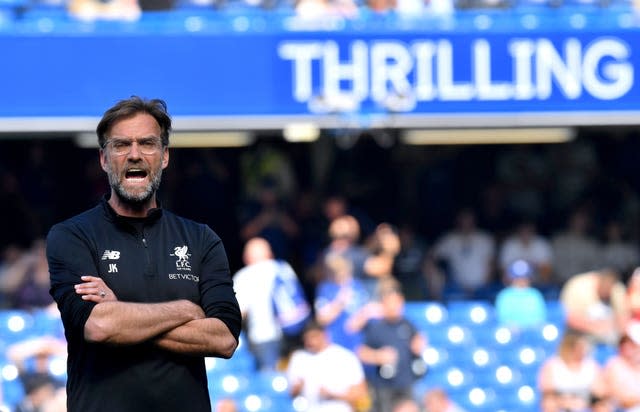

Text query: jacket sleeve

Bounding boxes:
[47,222,98,340]
[198,225,242,341]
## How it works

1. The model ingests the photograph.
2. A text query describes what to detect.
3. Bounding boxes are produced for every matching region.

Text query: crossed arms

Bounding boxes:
[75,276,238,358]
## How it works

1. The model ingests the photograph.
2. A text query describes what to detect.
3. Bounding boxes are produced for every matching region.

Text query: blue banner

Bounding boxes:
[0,9,639,129]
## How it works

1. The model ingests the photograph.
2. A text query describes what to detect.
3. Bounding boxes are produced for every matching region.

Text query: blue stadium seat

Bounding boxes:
[422,345,452,372]
[404,301,448,330]
[500,384,540,411]
[206,353,255,376]
[501,344,546,374]
[238,372,294,412]
[208,371,252,398]
[436,324,476,348]
[0,363,25,409]
[238,392,295,412]
[545,300,566,327]
[473,324,518,350]
[425,366,475,392]
[515,322,562,352]
[456,386,501,411]
[31,309,65,338]
[252,371,289,396]
[0,7,15,31]
[0,310,34,344]
[458,346,499,373]
[447,300,496,328]
[594,343,616,365]
[475,364,524,390]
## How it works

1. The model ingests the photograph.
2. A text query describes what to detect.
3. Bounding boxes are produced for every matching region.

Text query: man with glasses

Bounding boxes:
[47,96,242,412]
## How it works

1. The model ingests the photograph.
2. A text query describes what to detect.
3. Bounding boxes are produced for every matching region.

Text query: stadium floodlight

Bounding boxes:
[283,122,320,142]
[401,127,575,145]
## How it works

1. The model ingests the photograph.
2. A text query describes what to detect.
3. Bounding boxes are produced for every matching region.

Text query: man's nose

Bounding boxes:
[127,142,142,159]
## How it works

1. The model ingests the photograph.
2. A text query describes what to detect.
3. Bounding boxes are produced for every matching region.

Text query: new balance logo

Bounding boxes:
[101,250,121,260]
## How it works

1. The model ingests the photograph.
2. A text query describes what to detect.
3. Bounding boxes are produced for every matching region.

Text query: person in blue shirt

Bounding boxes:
[357,277,427,412]
[495,259,547,330]
[315,252,372,352]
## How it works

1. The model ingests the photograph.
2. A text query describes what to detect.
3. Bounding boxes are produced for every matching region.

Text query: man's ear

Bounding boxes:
[99,149,109,172]
[161,146,169,170]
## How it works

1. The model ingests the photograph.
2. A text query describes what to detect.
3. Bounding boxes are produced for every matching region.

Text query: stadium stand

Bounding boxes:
[0,296,582,411]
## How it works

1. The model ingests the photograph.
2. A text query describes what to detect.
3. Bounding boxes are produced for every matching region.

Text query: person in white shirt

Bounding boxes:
[233,237,288,371]
[287,319,369,412]
[603,321,640,411]
[499,219,553,287]
[537,330,607,411]
[423,387,468,412]
[430,208,496,299]
[551,208,602,286]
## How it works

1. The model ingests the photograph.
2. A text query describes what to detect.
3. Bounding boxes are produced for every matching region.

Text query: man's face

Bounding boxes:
[303,329,326,353]
[100,113,168,205]
[381,290,405,320]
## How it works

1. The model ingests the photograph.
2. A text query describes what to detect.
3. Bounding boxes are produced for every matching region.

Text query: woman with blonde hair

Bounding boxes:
[537,331,607,411]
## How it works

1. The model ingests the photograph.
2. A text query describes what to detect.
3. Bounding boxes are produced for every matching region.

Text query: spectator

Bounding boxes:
[320,195,376,244]
[423,387,467,412]
[364,223,402,284]
[499,219,554,289]
[494,259,547,330]
[429,208,496,300]
[286,319,369,412]
[6,336,67,412]
[537,330,607,412]
[590,394,617,412]
[294,0,359,18]
[213,398,239,412]
[0,238,55,310]
[14,373,66,412]
[233,237,297,371]
[602,322,640,411]
[392,223,429,301]
[238,177,300,261]
[315,252,370,352]
[0,244,23,308]
[239,142,297,205]
[560,269,629,346]
[391,395,421,412]
[357,277,427,412]
[628,268,640,321]
[313,215,387,298]
[551,208,601,286]
[67,0,141,21]
[600,219,640,282]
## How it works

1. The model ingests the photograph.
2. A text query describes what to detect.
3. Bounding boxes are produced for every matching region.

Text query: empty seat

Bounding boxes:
[515,322,563,352]
[404,301,448,330]
[545,300,566,327]
[0,310,34,344]
[447,300,496,328]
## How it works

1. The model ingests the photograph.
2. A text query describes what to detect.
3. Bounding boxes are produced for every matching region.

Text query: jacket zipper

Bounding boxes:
[142,231,153,277]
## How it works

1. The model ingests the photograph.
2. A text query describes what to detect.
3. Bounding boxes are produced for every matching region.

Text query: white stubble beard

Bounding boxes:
[106,160,163,205]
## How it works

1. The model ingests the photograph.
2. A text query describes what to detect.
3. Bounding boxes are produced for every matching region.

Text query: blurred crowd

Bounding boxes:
[5,134,640,307]
[2,131,640,410]
[10,0,637,25]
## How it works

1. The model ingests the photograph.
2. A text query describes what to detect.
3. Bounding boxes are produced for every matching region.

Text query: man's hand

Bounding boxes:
[75,275,118,303]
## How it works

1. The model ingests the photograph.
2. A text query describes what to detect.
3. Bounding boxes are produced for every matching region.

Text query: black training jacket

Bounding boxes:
[47,196,241,412]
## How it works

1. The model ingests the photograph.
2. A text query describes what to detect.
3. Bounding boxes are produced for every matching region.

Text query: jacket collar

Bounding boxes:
[101,194,163,227]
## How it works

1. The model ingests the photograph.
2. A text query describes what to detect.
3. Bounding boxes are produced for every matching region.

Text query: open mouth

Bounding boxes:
[125,168,148,181]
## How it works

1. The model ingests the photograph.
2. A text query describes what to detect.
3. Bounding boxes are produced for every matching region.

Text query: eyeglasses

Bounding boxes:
[103,137,163,156]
